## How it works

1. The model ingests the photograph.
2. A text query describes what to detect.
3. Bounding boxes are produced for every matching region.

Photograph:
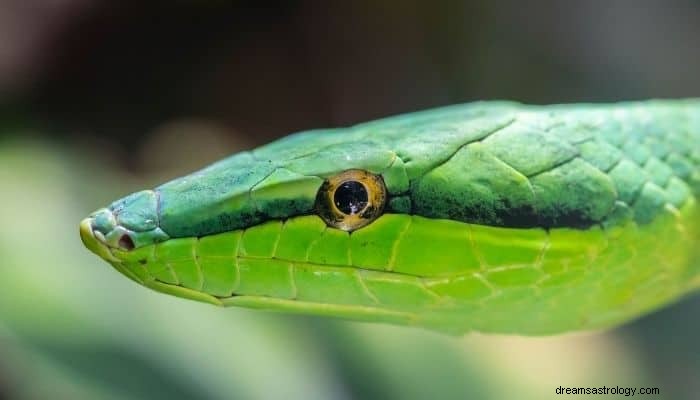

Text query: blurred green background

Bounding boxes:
[1,1,700,399]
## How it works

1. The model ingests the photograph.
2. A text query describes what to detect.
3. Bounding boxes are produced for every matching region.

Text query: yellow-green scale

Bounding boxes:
[111,199,699,334]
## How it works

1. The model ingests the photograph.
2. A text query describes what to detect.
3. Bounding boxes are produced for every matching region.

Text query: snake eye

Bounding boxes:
[315,169,387,231]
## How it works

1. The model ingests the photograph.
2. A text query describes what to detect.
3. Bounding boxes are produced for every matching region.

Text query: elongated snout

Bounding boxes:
[82,190,169,252]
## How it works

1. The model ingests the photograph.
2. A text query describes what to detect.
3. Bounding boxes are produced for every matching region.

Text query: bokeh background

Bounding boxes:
[2,1,700,399]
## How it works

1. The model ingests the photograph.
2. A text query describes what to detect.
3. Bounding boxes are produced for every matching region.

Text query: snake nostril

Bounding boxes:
[118,234,135,251]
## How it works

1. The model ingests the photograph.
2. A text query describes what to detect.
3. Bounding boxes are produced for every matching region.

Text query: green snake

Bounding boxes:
[80,99,700,335]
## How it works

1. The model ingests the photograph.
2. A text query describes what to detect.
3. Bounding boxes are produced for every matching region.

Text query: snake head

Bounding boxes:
[79,100,700,334]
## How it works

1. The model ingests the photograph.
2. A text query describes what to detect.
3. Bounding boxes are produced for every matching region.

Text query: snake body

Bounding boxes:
[81,99,700,334]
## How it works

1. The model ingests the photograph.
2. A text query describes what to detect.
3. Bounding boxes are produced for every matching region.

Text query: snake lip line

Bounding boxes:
[79,217,145,284]
[80,217,123,252]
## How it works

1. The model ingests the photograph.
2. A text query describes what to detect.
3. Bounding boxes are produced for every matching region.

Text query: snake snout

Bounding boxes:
[90,208,116,236]
[83,192,171,252]
[83,209,136,251]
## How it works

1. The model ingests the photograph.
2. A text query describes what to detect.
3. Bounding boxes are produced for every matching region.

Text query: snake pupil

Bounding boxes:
[334,181,368,215]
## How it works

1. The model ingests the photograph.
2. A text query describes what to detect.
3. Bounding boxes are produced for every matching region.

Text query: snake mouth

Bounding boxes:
[82,208,137,250]
[79,217,146,284]
[80,217,122,261]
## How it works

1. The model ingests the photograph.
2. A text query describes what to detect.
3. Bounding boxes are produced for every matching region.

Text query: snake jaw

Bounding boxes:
[79,217,122,263]
[80,217,147,285]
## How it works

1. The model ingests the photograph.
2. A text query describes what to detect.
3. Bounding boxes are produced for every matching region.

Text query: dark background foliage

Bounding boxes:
[1,1,699,399]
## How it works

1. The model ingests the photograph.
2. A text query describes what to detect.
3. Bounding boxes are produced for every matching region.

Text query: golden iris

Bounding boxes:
[315,169,387,231]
